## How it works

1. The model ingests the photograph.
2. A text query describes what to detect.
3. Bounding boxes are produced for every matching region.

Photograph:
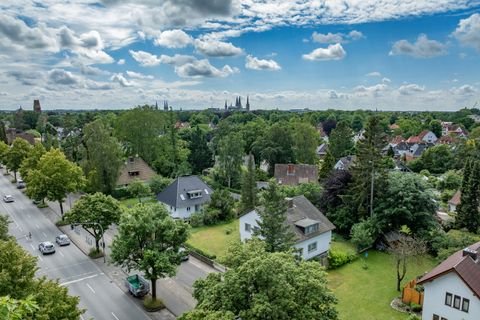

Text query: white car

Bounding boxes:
[39,241,56,255]
[55,234,71,246]
[3,195,14,203]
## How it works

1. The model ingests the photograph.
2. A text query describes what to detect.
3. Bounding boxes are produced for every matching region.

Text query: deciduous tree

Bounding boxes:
[127,179,152,203]
[188,126,213,174]
[240,154,257,212]
[218,132,245,188]
[19,143,46,185]
[6,138,32,181]
[111,203,189,300]
[292,122,319,164]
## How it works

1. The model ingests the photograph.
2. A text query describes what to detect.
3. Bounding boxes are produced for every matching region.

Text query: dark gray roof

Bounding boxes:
[286,195,335,242]
[156,175,213,208]
[294,218,320,228]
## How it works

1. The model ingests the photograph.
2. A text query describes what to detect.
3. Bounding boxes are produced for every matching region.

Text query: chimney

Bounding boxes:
[285,197,294,208]
[462,248,478,261]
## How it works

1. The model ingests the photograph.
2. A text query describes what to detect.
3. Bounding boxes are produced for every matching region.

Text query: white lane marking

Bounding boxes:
[86,283,96,294]
[111,312,120,320]
[35,224,40,229]
[30,244,35,250]
[80,315,85,320]
[27,214,31,218]
[18,226,23,231]
[42,232,47,238]
[37,255,43,262]
[60,273,100,286]
[59,251,64,257]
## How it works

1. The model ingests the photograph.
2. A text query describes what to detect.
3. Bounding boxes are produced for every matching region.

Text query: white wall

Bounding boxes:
[294,231,332,260]
[161,202,204,219]
[422,272,480,320]
[239,210,332,260]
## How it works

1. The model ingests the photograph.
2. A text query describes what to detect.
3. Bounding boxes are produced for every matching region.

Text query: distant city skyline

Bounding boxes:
[0,1,480,111]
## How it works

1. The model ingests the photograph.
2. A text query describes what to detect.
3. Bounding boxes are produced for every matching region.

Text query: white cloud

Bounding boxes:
[382,77,391,84]
[111,73,134,87]
[312,30,363,43]
[389,34,447,58]
[452,13,480,52]
[126,71,154,80]
[129,50,162,66]
[354,83,389,97]
[194,39,243,57]
[175,59,238,78]
[153,29,193,48]
[48,69,79,85]
[366,71,381,77]
[245,55,281,71]
[303,43,346,61]
[398,84,425,95]
[117,59,125,65]
[451,84,477,95]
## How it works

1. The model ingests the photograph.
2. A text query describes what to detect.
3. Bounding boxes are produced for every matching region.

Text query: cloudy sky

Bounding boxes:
[1,0,480,111]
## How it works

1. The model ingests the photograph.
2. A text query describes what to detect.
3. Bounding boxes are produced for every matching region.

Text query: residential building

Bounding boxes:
[156,175,213,219]
[448,190,461,212]
[442,122,468,138]
[6,128,36,145]
[418,242,480,320]
[116,156,157,187]
[316,143,328,158]
[239,195,335,260]
[274,164,318,186]
[334,155,356,171]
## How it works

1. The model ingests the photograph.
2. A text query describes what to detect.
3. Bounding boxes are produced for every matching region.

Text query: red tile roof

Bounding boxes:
[390,135,405,145]
[406,136,421,144]
[449,190,461,206]
[418,241,480,298]
[417,130,431,140]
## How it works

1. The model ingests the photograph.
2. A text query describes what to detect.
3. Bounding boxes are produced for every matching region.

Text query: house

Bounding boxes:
[6,128,36,145]
[316,143,328,158]
[334,155,356,171]
[448,190,461,212]
[442,122,468,138]
[417,130,438,144]
[417,242,480,320]
[274,164,318,186]
[239,195,335,260]
[389,123,400,131]
[116,156,157,187]
[156,175,213,219]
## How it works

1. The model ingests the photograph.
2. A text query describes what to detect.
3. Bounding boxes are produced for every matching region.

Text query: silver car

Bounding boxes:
[39,241,56,255]
[3,195,14,203]
[55,234,70,246]
[16,179,26,189]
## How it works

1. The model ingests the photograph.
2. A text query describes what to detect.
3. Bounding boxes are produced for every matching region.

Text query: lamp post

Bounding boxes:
[71,222,106,263]
[369,160,375,218]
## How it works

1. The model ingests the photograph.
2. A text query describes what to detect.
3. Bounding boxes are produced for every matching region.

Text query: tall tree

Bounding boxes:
[64,192,121,253]
[0,121,7,144]
[188,126,213,174]
[254,182,295,253]
[408,144,455,174]
[5,138,32,181]
[19,143,46,185]
[349,115,388,219]
[83,119,123,194]
[0,141,8,166]
[218,132,245,188]
[456,159,480,232]
[292,122,319,164]
[181,247,338,320]
[27,149,85,216]
[240,154,257,213]
[127,179,152,203]
[319,150,336,180]
[111,203,189,301]
[429,119,442,138]
[329,121,354,160]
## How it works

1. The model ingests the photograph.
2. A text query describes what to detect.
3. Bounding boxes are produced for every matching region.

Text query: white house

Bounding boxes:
[156,175,213,219]
[448,190,461,213]
[417,242,480,320]
[334,155,355,171]
[417,130,438,144]
[240,195,335,260]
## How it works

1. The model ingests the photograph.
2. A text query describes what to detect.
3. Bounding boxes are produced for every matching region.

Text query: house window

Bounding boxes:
[287,164,295,175]
[128,171,140,176]
[462,298,469,313]
[245,223,251,232]
[195,204,200,212]
[305,223,319,235]
[308,242,317,253]
[432,315,439,320]
[441,318,448,320]
[445,292,452,306]
[253,226,260,233]
[187,207,191,212]
[453,295,461,309]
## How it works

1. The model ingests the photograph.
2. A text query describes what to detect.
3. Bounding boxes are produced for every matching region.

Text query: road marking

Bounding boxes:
[27,214,31,218]
[59,251,64,257]
[35,224,40,229]
[42,232,47,238]
[60,273,100,286]
[111,312,120,320]
[30,244,35,250]
[80,315,85,320]
[37,255,43,262]
[18,226,23,231]
[86,283,96,294]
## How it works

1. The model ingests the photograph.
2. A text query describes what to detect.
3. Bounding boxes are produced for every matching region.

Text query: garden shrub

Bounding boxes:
[328,249,358,269]
[111,187,131,199]
[410,303,422,312]
[189,212,204,228]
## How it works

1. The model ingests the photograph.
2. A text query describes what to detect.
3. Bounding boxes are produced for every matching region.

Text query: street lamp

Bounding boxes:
[71,222,106,263]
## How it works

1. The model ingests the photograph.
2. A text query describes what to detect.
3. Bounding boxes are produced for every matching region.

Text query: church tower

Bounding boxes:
[163,100,169,111]
[33,99,41,113]
[246,96,250,111]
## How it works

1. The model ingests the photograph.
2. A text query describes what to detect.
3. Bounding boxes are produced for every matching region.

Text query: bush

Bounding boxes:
[189,212,204,228]
[350,220,376,251]
[88,248,104,259]
[203,208,221,225]
[148,175,172,194]
[410,303,422,312]
[111,187,131,199]
[328,249,358,269]
[184,243,216,260]
[406,314,421,320]
[143,297,165,312]
[55,219,70,227]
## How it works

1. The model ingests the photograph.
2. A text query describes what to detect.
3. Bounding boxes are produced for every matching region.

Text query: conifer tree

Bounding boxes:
[0,121,7,144]
[254,182,295,252]
[240,154,257,213]
[329,121,354,160]
[456,159,480,232]
[319,150,336,180]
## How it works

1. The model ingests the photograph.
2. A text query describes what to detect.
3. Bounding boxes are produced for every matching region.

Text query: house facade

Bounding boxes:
[239,195,335,260]
[116,156,157,187]
[156,175,213,219]
[274,164,318,186]
[418,243,480,320]
[448,190,461,212]
[334,155,355,171]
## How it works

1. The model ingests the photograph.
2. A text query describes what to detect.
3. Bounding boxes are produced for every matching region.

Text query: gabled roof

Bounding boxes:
[418,241,480,299]
[316,143,327,155]
[116,156,157,186]
[418,130,434,140]
[335,155,356,170]
[274,164,318,186]
[449,190,461,206]
[156,175,213,208]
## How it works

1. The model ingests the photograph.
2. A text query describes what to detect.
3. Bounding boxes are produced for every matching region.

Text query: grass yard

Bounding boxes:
[187,219,240,260]
[327,248,437,320]
[119,197,156,208]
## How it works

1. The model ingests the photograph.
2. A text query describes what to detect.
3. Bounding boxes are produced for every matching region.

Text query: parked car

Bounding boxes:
[16,179,25,189]
[55,234,70,246]
[3,195,14,203]
[125,274,150,297]
[38,241,56,255]
[179,247,189,261]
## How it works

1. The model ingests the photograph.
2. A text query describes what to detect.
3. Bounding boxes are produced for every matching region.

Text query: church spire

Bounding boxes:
[224,100,227,110]
[246,96,250,111]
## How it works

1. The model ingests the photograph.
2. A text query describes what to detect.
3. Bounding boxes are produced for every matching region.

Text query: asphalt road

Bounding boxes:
[0,172,151,320]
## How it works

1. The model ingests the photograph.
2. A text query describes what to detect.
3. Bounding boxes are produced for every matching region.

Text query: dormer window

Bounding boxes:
[128,157,135,163]
[128,170,140,176]
[187,190,203,199]
[294,218,320,235]
[305,223,319,235]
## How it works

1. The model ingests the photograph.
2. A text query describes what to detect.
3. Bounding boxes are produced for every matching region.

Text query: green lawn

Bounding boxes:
[119,197,156,208]
[327,248,437,320]
[187,219,240,260]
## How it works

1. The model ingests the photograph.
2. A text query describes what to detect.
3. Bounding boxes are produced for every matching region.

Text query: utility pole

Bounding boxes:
[370,161,375,218]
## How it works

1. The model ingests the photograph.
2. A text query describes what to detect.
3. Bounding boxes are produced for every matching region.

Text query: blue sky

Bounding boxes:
[0,1,479,111]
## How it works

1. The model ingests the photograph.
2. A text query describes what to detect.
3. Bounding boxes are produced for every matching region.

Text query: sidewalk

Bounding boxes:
[43,196,176,320]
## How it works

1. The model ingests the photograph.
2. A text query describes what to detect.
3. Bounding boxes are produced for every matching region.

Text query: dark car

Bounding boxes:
[16,179,26,189]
